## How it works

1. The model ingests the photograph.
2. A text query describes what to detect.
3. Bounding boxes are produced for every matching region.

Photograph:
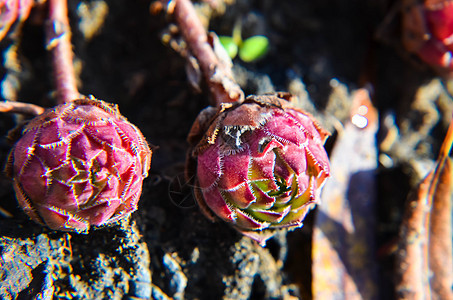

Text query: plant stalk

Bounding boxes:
[173,0,243,107]
[46,0,80,104]
[0,100,45,116]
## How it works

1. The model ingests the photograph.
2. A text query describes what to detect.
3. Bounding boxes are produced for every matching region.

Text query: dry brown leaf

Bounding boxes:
[428,157,452,300]
[396,119,453,300]
[312,88,379,300]
[395,171,433,299]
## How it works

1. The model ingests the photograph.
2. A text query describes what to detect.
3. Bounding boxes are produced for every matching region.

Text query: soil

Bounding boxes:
[0,0,451,299]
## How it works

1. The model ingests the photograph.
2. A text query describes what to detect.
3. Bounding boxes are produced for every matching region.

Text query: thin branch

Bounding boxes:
[46,0,80,104]
[173,0,243,107]
[0,100,45,116]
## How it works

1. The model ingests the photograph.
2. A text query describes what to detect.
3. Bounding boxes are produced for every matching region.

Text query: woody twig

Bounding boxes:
[46,0,81,104]
[172,0,244,107]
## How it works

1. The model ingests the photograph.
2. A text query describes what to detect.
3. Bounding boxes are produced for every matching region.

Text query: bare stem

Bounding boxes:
[46,0,80,104]
[0,100,45,116]
[173,0,243,107]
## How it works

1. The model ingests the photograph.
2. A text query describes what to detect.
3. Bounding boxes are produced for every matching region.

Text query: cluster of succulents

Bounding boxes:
[2,0,331,245]
[6,98,152,232]
[186,93,330,244]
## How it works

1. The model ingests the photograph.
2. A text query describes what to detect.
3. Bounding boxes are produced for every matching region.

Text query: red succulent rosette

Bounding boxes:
[7,98,152,232]
[402,0,453,74]
[187,93,330,244]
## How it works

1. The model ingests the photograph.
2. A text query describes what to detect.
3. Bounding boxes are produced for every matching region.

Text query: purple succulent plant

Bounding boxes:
[187,93,330,244]
[6,98,152,232]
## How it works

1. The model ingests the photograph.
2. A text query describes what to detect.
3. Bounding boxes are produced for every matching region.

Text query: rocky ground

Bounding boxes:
[0,0,451,299]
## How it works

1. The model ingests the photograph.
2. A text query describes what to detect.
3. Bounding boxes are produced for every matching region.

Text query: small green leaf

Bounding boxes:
[239,35,269,62]
[219,36,238,59]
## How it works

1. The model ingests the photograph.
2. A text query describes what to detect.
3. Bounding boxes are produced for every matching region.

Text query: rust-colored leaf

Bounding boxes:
[427,116,453,300]
[395,171,433,299]
[428,157,452,300]
[396,118,453,300]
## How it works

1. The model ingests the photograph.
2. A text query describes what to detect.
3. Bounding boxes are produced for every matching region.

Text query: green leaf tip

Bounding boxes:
[239,35,269,62]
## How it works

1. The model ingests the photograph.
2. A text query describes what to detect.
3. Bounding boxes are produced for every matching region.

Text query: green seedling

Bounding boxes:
[219,21,269,63]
